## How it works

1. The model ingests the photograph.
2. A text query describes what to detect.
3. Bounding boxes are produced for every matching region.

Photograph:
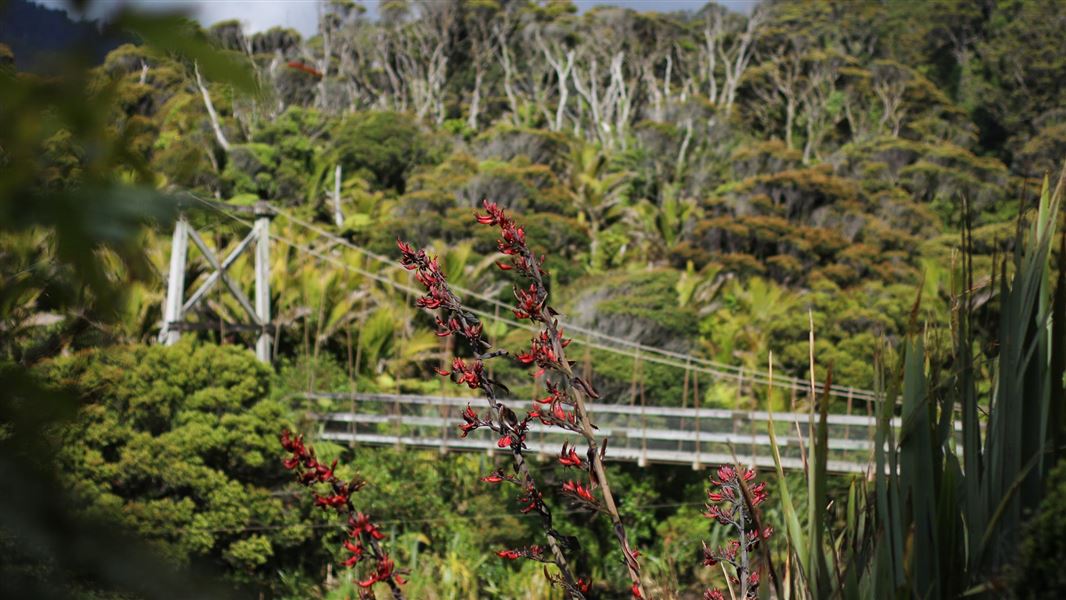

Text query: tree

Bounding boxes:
[567,143,630,270]
[696,2,764,117]
[532,6,578,133]
[379,0,458,125]
[569,7,639,149]
[461,0,503,130]
[325,111,434,194]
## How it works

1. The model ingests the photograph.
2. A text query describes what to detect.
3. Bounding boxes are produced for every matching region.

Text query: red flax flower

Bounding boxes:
[342,539,364,567]
[359,557,404,588]
[400,201,647,598]
[513,284,543,320]
[518,329,573,379]
[559,442,584,468]
[399,236,589,597]
[351,512,385,541]
[497,549,523,560]
[496,545,547,562]
[480,469,519,485]
[700,464,772,600]
[517,484,544,514]
[471,199,646,597]
[561,480,599,507]
[436,357,484,389]
[280,430,405,599]
[459,405,487,437]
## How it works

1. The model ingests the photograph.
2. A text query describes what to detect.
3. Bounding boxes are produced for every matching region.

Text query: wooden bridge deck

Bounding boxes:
[306,392,910,474]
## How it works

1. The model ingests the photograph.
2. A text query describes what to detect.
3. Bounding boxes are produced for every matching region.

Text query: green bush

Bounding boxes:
[1013,459,1066,598]
[46,341,309,589]
[330,111,436,193]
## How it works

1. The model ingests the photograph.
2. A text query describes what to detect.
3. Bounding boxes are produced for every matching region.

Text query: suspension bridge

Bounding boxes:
[158,196,891,473]
[301,391,896,474]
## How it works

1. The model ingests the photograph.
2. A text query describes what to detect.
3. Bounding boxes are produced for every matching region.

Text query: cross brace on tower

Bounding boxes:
[159,201,274,363]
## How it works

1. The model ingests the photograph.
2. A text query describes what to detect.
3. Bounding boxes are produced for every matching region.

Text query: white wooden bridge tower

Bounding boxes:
[158,200,274,363]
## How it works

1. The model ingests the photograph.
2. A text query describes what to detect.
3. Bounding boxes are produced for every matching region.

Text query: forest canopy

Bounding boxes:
[57,0,1063,390]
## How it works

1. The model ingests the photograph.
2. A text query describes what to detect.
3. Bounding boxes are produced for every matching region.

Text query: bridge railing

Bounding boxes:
[302,392,931,474]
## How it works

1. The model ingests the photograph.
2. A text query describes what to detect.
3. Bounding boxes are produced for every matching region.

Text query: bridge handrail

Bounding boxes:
[307,391,972,474]
[316,431,872,474]
[319,411,877,452]
[301,391,907,428]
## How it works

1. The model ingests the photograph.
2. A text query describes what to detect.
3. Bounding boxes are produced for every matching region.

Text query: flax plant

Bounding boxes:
[767,169,1065,599]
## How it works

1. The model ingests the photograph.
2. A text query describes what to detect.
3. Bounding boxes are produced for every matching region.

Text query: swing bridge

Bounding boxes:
[159,195,893,474]
[305,391,894,474]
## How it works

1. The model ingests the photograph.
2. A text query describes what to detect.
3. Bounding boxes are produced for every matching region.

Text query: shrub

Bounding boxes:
[1013,459,1066,597]
[47,341,306,588]
[330,112,435,193]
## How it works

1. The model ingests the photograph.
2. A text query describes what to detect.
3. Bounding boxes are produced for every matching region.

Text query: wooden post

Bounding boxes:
[254,202,272,363]
[639,364,647,467]
[440,335,452,455]
[736,367,744,410]
[347,308,364,450]
[733,367,743,445]
[692,369,702,471]
[332,164,343,227]
[677,358,690,452]
[346,324,356,449]
[627,349,640,456]
[397,272,413,451]
[393,396,402,451]
[866,389,874,444]
[160,217,188,345]
[747,372,756,463]
[845,387,854,441]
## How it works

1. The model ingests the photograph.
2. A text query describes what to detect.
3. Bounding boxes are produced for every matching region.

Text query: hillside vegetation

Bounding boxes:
[2,1,1065,598]
[76,0,1064,397]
